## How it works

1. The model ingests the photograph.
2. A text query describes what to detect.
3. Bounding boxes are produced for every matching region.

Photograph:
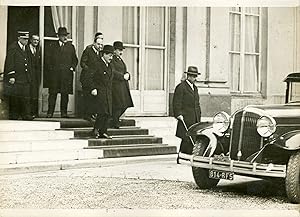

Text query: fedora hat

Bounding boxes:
[113,41,125,50]
[102,45,114,54]
[185,66,200,76]
[17,31,29,39]
[57,27,69,36]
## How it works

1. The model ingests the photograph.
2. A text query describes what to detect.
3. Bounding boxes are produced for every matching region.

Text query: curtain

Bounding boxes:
[51,6,72,34]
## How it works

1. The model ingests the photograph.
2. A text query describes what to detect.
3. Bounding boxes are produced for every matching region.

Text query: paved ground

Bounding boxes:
[0,158,299,217]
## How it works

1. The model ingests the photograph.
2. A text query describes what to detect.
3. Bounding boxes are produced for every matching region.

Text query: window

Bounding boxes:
[229,7,261,93]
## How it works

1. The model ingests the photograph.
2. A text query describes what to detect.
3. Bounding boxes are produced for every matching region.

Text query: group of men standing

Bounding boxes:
[4,27,134,139]
[3,31,41,120]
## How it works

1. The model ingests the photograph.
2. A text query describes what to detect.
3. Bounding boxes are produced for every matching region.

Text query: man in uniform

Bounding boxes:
[46,27,78,118]
[110,41,133,128]
[80,32,104,121]
[28,34,41,118]
[173,66,201,162]
[86,45,114,139]
[4,31,33,120]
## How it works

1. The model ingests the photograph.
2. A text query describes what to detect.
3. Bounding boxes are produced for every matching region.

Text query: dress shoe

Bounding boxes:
[97,133,112,139]
[46,114,53,118]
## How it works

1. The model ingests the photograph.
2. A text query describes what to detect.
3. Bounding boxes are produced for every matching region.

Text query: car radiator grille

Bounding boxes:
[229,111,262,161]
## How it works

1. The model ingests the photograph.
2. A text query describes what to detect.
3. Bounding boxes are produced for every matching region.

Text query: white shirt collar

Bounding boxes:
[59,41,64,46]
[186,80,194,91]
[92,46,99,55]
[101,57,109,67]
[18,41,24,50]
[29,44,36,53]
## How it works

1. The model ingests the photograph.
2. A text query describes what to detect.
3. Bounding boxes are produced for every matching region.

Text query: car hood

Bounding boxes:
[246,103,300,118]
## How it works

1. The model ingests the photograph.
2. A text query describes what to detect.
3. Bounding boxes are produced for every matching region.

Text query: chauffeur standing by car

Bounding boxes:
[46,27,78,118]
[3,31,33,120]
[173,66,201,162]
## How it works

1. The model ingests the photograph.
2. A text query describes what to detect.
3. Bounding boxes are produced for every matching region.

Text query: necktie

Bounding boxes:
[22,45,26,52]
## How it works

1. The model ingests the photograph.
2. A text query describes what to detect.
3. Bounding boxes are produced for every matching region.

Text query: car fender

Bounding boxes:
[187,124,219,157]
[273,130,300,150]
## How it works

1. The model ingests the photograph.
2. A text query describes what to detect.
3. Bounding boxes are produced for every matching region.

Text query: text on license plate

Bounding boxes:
[209,170,234,180]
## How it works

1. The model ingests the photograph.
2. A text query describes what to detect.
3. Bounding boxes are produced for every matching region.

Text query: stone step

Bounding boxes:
[85,143,167,149]
[61,127,149,137]
[0,148,103,165]
[0,130,74,141]
[88,136,163,147]
[35,118,136,128]
[0,120,60,131]
[0,140,88,153]
[101,144,177,158]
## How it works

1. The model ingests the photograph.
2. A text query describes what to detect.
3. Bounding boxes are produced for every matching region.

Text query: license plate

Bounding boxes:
[209,170,234,180]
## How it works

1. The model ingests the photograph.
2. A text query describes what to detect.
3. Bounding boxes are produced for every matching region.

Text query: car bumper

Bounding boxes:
[178,153,286,178]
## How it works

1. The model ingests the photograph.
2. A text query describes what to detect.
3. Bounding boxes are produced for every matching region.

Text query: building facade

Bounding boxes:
[0,6,299,119]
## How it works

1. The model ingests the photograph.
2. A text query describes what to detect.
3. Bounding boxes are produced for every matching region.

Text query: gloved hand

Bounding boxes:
[9,78,15,84]
[177,115,184,121]
[91,89,97,96]
[124,73,130,81]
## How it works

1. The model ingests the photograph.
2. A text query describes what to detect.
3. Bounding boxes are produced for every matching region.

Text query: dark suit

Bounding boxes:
[28,44,41,116]
[80,45,100,119]
[110,55,133,126]
[86,58,113,134]
[173,80,201,154]
[47,40,78,116]
[3,42,32,120]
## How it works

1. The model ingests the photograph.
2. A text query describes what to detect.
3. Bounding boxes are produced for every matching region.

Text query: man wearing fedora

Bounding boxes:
[85,45,114,139]
[46,27,78,118]
[173,66,201,162]
[3,30,33,120]
[80,32,104,122]
[110,41,134,128]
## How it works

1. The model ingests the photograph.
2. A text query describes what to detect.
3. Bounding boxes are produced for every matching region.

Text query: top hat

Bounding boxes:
[185,66,200,76]
[113,41,125,50]
[102,45,114,54]
[57,27,69,36]
[17,31,29,39]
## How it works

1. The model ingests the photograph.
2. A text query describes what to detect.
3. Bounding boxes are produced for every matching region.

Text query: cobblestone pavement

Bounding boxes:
[0,160,299,213]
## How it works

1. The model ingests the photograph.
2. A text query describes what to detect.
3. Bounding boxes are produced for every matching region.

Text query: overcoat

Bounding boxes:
[86,58,113,115]
[110,55,134,111]
[47,41,78,94]
[173,80,201,139]
[3,42,32,97]
[80,45,100,89]
[28,45,41,99]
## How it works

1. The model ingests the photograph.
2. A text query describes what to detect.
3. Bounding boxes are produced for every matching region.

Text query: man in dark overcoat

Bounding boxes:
[47,27,78,118]
[86,45,114,139]
[28,34,41,118]
[110,41,134,128]
[173,66,201,159]
[80,32,104,121]
[3,31,33,120]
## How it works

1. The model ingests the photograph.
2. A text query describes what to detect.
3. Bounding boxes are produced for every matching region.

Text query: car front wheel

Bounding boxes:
[192,138,220,189]
[285,150,300,204]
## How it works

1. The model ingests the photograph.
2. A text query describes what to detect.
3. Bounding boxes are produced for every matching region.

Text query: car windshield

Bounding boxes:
[289,82,300,103]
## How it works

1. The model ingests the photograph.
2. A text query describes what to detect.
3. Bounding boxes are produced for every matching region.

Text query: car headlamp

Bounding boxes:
[256,116,276,137]
[212,112,230,134]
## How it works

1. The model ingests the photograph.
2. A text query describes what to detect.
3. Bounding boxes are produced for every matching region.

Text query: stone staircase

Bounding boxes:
[0,118,177,166]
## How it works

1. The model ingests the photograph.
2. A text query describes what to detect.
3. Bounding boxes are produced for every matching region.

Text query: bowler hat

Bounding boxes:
[17,31,29,39]
[102,45,114,54]
[57,27,69,36]
[185,66,200,76]
[113,41,125,50]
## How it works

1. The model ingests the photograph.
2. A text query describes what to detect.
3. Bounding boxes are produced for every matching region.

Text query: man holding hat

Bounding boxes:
[173,66,202,161]
[110,41,134,128]
[46,27,78,118]
[86,45,114,139]
[4,30,33,120]
[80,32,104,121]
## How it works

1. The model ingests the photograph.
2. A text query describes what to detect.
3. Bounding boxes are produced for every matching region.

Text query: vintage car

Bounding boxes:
[178,72,300,203]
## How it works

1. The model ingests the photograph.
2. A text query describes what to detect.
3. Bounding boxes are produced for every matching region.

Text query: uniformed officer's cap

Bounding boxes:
[17,31,29,39]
